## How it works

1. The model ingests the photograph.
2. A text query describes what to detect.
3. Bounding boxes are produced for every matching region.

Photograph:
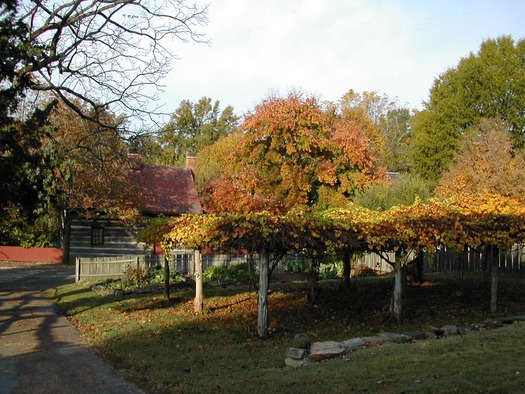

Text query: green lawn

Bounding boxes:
[53,274,525,393]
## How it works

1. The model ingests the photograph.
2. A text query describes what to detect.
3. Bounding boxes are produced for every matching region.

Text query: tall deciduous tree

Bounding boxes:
[0,0,207,244]
[0,100,59,246]
[436,118,525,202]
[194,131,245,190]
[0,0,207,127]
[378,107,412,172]
[154,97,239,166]
[339,90,413,172]
[43,99,141,262]
[411,36,525,182]
[354,172,434,211]
[200,93,387,214]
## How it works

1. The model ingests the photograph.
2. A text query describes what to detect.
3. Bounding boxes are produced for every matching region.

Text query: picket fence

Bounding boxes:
[75,250,248,282]
[424,245,525,276]
[75,245,525,282]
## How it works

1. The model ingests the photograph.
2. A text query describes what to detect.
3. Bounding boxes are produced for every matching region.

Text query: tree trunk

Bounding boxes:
[490,246,498,313]
[307,258,320,304]
[481,247,489,276]
[61,209,72,265]
[194,250,204,313]
[414,251,424,283]
[341,249,352,287]
[247,253,258,290]
[257,249,269,338]
[164,253,170,301]
[390,253,403,323]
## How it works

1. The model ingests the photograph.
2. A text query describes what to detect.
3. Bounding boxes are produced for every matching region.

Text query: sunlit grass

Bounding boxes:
[54,274,525,393]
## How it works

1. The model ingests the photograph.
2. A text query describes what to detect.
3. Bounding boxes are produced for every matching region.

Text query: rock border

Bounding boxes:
[285,315,525,367]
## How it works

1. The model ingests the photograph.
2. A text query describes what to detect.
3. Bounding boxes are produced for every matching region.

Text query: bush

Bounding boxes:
[319,261,342,280]
[124,265,150,286]
[352,263,378,277]
[354,172,434,211]
[203,264,251,286]
[146,265,182,284]
[227,263,251,284]
[282,258,308,273]
[204,265,229,285]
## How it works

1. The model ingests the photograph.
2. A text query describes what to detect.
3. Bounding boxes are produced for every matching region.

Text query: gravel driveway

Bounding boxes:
[0,263,144,394]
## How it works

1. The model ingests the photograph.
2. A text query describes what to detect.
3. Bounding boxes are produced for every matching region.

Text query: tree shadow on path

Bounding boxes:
[0,265,144,394]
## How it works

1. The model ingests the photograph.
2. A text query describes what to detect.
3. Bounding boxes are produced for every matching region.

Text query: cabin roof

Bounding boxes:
[132,164,203,216]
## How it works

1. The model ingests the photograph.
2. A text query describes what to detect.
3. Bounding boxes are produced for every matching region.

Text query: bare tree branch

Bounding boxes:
[5,0,208,130]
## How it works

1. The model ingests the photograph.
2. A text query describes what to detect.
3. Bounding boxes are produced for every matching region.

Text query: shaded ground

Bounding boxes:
[269,273,525,335]
[0,263,144,394]
[52,272,525,393]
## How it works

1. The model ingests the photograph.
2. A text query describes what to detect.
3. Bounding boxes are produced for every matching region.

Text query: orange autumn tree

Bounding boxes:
[338,90,389,167]
[437,117,525,203]
[195,132,280,213]
[436,118,525,310]
[200,93,387,214]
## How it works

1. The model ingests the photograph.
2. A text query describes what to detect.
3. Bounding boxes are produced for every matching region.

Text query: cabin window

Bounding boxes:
[91,224,104,245]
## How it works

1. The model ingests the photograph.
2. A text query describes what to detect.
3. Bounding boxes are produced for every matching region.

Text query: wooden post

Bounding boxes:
[490,246,498,313]
[341,249,351,287]
[194,250,203,313]
[257,249,269,338]
[75,258,80,282]
[164,252,170,301]
[390,251,403,323]
[61,210,72,265]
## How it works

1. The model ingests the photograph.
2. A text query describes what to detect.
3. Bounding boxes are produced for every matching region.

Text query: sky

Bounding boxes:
[160,0,525,117]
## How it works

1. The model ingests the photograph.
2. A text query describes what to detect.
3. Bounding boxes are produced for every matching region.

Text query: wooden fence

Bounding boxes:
[75,250,249,282]
[423,245,525,277]
[75,245,525,282]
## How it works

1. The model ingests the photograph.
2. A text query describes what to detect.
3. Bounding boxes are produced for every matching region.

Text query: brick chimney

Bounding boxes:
[186,155,196,174]
[127,151,143,171]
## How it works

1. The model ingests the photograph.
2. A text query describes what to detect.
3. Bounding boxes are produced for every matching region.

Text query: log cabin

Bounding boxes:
[67,155,202,263]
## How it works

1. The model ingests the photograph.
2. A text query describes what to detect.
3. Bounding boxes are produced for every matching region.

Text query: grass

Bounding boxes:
[53,274,525,393]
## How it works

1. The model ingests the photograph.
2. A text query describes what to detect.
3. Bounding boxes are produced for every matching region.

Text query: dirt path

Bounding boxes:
[0,264,144,394]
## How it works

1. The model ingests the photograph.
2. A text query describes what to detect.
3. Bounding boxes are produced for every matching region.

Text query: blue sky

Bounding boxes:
[161,0,525,116]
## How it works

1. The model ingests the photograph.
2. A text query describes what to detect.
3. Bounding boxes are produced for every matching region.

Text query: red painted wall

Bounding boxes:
[0,246,63,263]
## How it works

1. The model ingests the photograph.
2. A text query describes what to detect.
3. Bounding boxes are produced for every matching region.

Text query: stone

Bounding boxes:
[378,332,413,343]
[403,330,432,340]
[285,347,307,360]
[361,336,393,347]
[484,319,503,329]
[423,325,444,336]
[292,333,311,349]
[285,357,311,368]
[501,316,525,324]
[284,315,519,368]
[341,338,366,352]
[470,323,487,331]
[308,341,345,361]
[440,325,459,336]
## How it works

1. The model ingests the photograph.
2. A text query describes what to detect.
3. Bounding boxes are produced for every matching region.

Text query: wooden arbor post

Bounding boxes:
[257,248,270,338]
[194,249,204,313]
